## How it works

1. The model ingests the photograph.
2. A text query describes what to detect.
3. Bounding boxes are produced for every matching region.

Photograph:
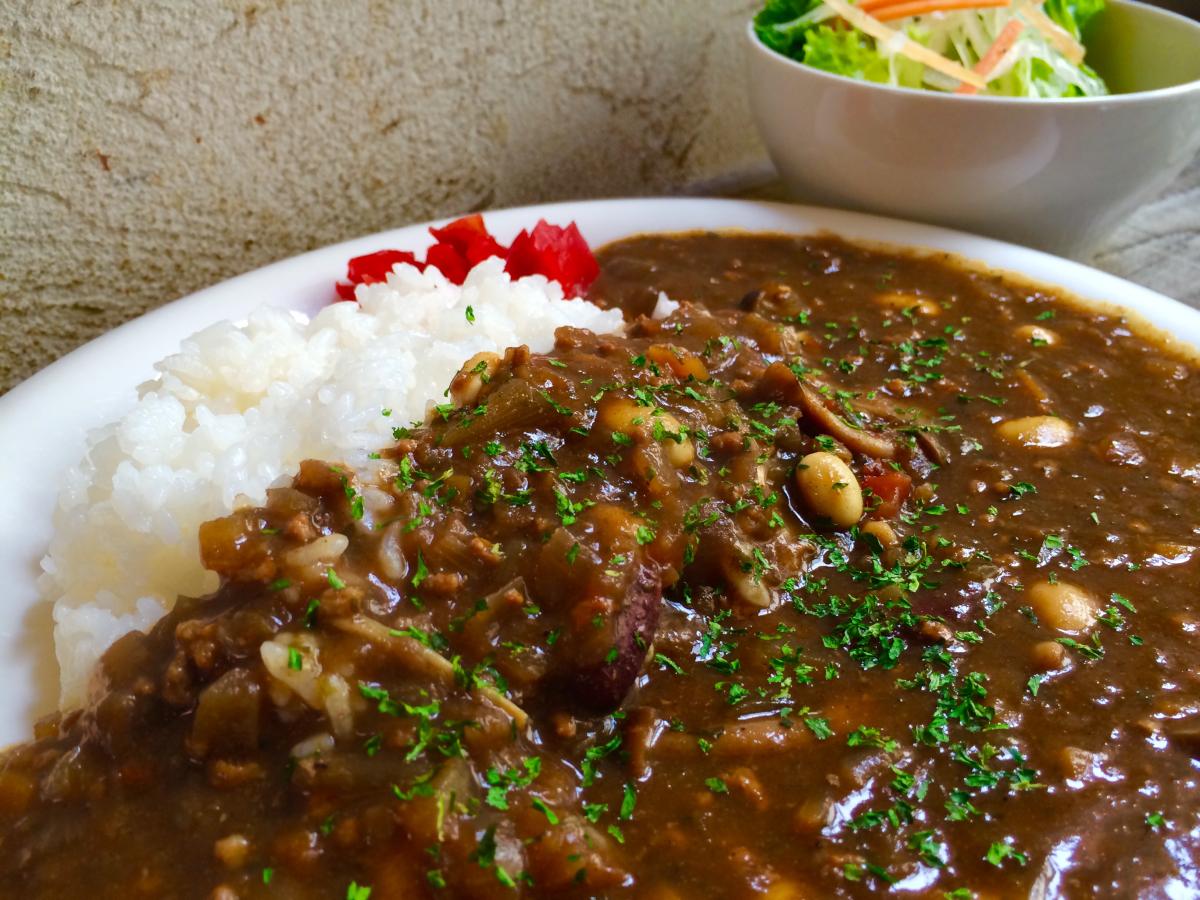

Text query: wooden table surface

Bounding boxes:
[1092,154,1200,309]
[733,153,1200,311]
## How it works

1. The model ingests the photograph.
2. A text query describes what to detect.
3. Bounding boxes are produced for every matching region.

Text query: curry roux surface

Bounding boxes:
[1,232,1197,899]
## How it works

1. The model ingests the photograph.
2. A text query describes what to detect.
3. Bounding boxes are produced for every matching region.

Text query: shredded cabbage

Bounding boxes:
[754,0,1108,97]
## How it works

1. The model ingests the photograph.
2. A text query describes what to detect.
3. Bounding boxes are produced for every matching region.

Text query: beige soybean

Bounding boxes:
[794,451,863,528]
[720,547,772,609]
[656,411,695,468]
[1028,580,1097,632]
[875,291,941,316]
[1015,324,1060,346]
[598,397,694,468]
[996,415,1075,448]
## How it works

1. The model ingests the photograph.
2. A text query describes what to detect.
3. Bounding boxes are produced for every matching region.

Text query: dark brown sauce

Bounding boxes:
[1,232,1197,899]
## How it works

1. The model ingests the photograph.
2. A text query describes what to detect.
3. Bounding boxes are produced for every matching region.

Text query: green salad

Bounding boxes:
[754,0,1108,97]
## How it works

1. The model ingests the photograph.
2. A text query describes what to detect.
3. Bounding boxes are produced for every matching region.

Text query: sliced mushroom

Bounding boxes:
[797,384,897,460]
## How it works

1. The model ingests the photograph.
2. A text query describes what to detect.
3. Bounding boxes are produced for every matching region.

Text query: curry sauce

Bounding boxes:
[1,233,1197,899]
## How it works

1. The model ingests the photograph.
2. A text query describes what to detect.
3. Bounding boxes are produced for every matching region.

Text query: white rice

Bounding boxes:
[42,258,624,707]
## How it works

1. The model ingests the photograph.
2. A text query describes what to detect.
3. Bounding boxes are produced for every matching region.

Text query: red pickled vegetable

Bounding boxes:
[505,220,599,299]
[423,242,471,286]
[335,250,422,301]
[334,214,599,301]
[347,249,422,284]
[428,213,506,268]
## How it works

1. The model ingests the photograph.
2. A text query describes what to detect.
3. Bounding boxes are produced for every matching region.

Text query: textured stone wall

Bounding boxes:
[0,0,765,392]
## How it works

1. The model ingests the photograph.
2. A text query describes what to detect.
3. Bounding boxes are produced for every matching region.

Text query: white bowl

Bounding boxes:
[746,0,1200,257]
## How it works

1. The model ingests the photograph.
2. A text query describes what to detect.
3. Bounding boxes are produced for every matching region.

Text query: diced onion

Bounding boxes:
[290,732,335,759]
[261,634,354,737]
[284,532,349,568]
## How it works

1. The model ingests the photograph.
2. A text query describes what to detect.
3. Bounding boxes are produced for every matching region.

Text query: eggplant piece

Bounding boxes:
[561,562,664,712]
[188,667,262,758]
[531,509,667,713]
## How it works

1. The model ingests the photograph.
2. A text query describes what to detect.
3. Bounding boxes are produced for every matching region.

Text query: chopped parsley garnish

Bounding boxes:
[529,796,559,824]
[986,840,1028,867]
[803,716,833,740]
[411,552,429,589]
[1008,481,1037,498]
[619,782,637,820]
[654,653,684,674]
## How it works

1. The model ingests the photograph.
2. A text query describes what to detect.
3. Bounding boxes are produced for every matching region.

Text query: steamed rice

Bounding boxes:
[42,258,624,707]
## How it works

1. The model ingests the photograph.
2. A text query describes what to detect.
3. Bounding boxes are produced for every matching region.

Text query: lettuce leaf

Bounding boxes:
[803,26,930,89]
[754,0,822,57]
[1043,0,1105,40]
[802,27,890,83]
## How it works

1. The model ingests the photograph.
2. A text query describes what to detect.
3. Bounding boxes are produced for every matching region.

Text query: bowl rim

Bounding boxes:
[746,0,1200,105]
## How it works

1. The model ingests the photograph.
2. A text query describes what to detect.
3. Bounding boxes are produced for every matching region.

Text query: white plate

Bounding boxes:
[2,197,1199,746]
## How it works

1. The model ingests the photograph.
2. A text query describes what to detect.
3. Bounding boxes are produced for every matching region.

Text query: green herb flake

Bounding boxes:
[412,552,429,589]
[704,776,729,794]
[1008,481,1037,498]
[908,830,946,868]
[986,841,1028,867]
[804,716,833,740]
[655,653,684,674]
[531,797,560,825]
[582,802,607,823]
[619,782,636,820]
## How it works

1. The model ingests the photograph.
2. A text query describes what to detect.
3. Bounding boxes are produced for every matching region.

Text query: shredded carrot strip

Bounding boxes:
[1015,0,1085,64]
[874,0,1009,21]
[821,0,988,88]
[955,18,1026,93]
[861,0,1003,12]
